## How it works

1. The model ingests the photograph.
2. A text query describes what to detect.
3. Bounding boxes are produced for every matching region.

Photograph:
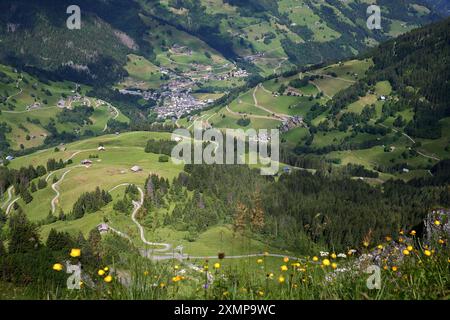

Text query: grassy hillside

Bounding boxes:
[0,64,129,154]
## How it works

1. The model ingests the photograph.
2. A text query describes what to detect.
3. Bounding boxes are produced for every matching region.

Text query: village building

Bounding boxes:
[131,165,142,172]
[97,223,109,234]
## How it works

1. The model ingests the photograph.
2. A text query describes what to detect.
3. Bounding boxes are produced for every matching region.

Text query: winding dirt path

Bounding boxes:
[378,123,441,161]
[1,186,13,210]
[50,169,73,214]
[253,85,289,120]
[5,197,20,215]
[131,186,171,252]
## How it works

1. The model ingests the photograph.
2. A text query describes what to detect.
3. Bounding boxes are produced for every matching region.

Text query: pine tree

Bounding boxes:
[8,210,40,253]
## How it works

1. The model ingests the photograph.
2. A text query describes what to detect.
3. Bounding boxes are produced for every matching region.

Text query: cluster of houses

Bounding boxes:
[155,90,208,119]
[279,116,305,133]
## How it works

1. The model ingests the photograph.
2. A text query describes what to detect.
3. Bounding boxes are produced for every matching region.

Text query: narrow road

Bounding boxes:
[50,169,73,214]
[305,71,356,84]
[1,186,13,210]
[5,197,20,215]
[2,106,57,114]
[252,85,289,120]
[103,104,120,132]
[309,81,331,99]
[378,123,441,161]
[5,78,23,103]
[225,105,280,121]
[273,58,288,74]
[131,186,172,252]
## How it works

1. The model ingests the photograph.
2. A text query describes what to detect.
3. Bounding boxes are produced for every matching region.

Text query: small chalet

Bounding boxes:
[131,165,142,172]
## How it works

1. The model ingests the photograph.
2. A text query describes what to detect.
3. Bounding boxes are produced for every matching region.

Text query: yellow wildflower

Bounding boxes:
[98,269,106,276]
[280,265,288,271]
[434,220,441,226]
[377,245,383,250]
[312,256,319,262]
[410,230,416,236]
[52,263,63,272]
[424,250,432,257]
[172,275,182,282]
[363,241,369,247]
[392,266,398,272]
[223,291,229,297]
[331,263,338,270]
[330,253,337,259]
[283,257,289,263]
[438,239,445,245]
[104,266,109,271]
[322,259,331,266]
[403,249,410,255]
[407,245,413,251]
[104,275,113,283]
[278,275,285,283]
[257,259,263,264]
[214,263,221,269]
[69,248,81,258]
[385,236,392,241]
[258,291,264,297]
[144,271,149,276]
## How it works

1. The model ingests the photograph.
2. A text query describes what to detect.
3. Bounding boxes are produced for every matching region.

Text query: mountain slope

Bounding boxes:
[0,0,445,84]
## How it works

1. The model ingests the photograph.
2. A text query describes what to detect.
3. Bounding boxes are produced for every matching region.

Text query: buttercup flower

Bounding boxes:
[70,248,81,258]
[330,253,337,259]
[214,263,221,269]
[280,265,288,271]
[257,259,263,264]
[403,249,410,255]
[283,257,289,263]
[434,220,440,226]
[278,275,285,283]
[98,269,106,276]
[312,256,319,262]
[322,259,331,266]
[52,263,63,271]
[104,275,113,283]
[424,250,432,257]
[331,263,338,269]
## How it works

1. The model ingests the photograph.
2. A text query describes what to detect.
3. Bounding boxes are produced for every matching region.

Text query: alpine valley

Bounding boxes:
[0,0,448,300]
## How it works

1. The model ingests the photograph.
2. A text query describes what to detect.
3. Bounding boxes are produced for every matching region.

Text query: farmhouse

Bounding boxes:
[97,223,109,234]
[97,146,106,151]
[81,159,93,165]
[130,165,142,172]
